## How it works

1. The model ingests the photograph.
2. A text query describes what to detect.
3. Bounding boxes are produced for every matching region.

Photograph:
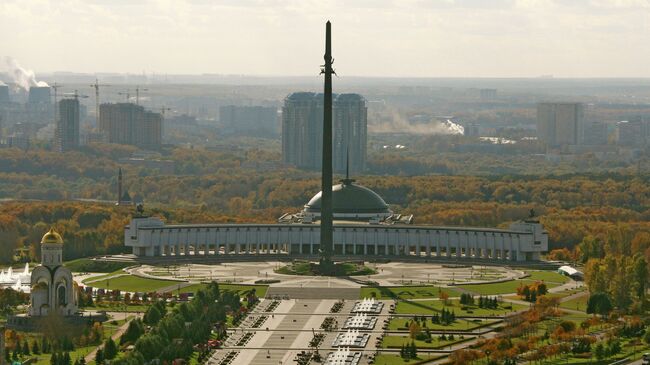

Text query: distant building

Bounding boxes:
[479,88,497,100]
[99,103,163,150]
[616,119,649,147]
[219,105,278,137]
[582,121,608,145]
[5,133,30,150]
[28,86,51,105]
[463,123,481,137]
[536,102,584,147]
[282,92,367,174]
[0,85,9,103]
[57,98,80,151]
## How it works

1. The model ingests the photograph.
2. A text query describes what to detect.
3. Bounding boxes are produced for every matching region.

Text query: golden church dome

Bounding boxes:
[41,228,63,244]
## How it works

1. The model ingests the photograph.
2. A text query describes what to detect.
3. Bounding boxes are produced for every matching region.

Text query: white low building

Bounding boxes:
[125,180,548,262]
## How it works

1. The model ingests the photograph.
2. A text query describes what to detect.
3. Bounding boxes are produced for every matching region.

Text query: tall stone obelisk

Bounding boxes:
[320,21,334,273]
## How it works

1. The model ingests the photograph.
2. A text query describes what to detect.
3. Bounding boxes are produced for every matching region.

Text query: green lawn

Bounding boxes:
[458,279,560,295]
[381,335,468,349]
[172,283,268,298]
[387,317,496,331]
[81,270,127,285]
[360,286,462,300]
[395,299,526,316]
[86,275,180,292]
[65,258,132,273]
[373,353,443,365]
[527,271,570,284]
[92,303,152,312]
[559,294,590,312]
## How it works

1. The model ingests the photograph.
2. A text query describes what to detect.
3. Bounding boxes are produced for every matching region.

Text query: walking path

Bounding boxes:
[84,312,143,364]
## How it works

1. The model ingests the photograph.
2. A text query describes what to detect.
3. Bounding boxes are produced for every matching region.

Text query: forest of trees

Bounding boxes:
[1,144,650,264]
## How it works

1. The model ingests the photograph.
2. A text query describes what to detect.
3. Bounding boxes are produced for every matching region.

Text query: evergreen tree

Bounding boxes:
[32,340,40,355]
[63,352,71,365]
[104,338,118,360]
[50,352,59,365]
[95,348,104,365]
[144,305,162,326]
[594,343,605,361]
[42,337,50,354]
[409,341,417,359]
[22,340,30,356]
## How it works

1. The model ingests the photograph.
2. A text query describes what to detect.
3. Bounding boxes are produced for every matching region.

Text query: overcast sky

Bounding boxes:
[1,0,649,78]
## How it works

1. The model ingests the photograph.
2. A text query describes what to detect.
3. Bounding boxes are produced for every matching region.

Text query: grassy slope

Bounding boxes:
[65,259,132,273]
[458,279,560,295]
[394,299,526,316]
[85,275,178,292]
[172,283,269,298]
[360,286,462,300]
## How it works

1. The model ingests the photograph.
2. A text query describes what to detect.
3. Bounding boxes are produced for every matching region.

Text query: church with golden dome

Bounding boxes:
[28,228,77,316]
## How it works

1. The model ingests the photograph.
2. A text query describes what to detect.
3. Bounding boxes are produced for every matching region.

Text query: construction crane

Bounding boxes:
[160,106,171,117]
[90,78,110,129]
[117,89,130,103]
[50,82,63,123]
[135,86,148,105]
[62,90,89,100]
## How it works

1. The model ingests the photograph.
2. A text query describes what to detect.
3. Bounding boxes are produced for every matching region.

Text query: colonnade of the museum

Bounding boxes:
[129,225,530,261]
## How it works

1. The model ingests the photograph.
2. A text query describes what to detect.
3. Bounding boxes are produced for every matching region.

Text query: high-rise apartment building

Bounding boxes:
[28,86,51,105]
[616,119,649,147]
[0,85,9,103]
[282,92,367,174]
[219,105,278,138]
[536,102,584,147]
[56,98,80,151]
[99,103,163,150]
[582,121,608,145]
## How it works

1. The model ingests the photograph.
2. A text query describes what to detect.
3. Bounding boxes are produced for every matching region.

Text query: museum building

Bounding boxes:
[125,178,547,261]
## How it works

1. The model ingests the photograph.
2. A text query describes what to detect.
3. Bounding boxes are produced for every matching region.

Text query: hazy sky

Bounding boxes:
[1,0,650,78]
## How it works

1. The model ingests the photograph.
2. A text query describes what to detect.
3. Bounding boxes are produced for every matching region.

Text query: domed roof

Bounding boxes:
[41,228,63,245]
[304,179,391,215]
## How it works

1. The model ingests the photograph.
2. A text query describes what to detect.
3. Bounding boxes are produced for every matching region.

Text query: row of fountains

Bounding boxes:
[327,347,353,364]
[0,263,31,292]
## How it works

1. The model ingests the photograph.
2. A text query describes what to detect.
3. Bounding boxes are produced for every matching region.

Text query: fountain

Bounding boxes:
[343,313,377,330]
[332,329,370,348]
[351,297,384,314]
[0,263,31,293]
[324,347,362,365]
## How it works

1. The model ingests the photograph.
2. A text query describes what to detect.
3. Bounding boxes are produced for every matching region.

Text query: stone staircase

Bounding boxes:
[265,286,360,300]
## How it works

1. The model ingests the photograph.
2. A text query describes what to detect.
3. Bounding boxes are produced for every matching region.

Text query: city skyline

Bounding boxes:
[2,0,650,78]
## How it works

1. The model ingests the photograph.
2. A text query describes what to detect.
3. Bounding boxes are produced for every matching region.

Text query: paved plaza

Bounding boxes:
[133,261,524,288]
[208,298,391,365]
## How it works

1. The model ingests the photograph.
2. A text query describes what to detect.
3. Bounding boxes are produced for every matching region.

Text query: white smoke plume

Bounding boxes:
[1,56,49,90]
[370,110,464,135]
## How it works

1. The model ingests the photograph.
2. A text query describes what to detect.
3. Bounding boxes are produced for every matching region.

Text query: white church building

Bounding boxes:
[29,228,78,316]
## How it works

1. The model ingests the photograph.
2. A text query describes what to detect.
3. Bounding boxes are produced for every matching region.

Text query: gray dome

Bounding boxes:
[305,180,390,214]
